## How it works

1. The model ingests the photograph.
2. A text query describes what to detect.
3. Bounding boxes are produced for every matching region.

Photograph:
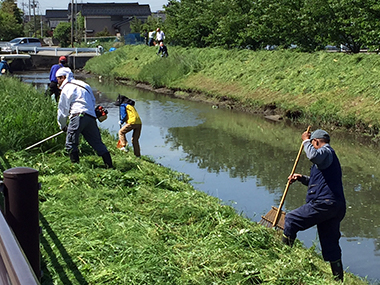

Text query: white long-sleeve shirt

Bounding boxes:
[57,77,96,129]
[156,31,165,41]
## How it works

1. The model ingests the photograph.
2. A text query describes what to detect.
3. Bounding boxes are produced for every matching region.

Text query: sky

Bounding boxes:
[17,0,169,14]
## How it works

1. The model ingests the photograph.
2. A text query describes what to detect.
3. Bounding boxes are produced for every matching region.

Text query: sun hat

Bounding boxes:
[310,129,330,141]
[56,67,73,78]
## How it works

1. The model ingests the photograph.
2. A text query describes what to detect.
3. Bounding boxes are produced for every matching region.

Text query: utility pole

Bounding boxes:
[71,0,74,47]
[32,0,36,36]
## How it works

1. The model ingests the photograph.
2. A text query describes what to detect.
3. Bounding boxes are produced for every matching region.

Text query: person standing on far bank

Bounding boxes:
[155,28,165,44]
[56,67,113,168]
[283,129,346,282]
[148,29,155,46]
[49,56,67,102]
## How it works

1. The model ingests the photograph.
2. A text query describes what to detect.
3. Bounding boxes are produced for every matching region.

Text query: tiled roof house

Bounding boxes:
[45,9,69,29]
[68,2,151,36]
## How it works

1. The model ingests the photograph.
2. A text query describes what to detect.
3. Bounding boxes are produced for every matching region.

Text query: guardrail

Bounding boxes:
[3,46,101,56]
[0,210,39,285]
[0,168,41,284]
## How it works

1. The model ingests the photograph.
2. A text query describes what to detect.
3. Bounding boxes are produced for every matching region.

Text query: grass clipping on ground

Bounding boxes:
[2,135,367,285]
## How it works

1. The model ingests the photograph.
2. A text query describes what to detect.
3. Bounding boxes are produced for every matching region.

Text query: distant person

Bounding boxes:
[157,42,168,57]
[283,129,346,282]
[142,30,148,45]
[115,95,142,157]
[155,28,165,44]
[0,56,12,75]
[97,45,104,54]
[56,67,113,168]
[49,56,67,101]
[148,29,155,46]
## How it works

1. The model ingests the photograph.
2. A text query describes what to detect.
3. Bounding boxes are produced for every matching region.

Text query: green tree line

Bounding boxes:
[0,0,23,40]
[163,0,380,53]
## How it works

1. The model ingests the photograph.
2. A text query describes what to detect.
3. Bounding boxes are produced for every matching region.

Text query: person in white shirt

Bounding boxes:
[148,29,155,46]
[56,67,113,168]
[155,28,165,44]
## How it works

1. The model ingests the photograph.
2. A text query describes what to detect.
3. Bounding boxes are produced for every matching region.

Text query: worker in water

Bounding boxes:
[283,129,346,282]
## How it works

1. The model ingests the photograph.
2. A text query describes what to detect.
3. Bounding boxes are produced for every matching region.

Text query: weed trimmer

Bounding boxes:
[259,125,311,230]
[24,131,64,150]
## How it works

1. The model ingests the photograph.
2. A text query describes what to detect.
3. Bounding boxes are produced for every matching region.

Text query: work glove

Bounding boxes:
[61,126,68,132]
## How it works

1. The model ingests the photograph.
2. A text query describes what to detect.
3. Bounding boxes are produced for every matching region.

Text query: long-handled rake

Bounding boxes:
[259,126,311,230]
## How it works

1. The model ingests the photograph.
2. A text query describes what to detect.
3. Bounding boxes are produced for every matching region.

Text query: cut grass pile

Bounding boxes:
[2,142,369,285]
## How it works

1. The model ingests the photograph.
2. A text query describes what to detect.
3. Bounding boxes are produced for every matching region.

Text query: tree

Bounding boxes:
[130,17,143,33]
[54,22,71,47]
[0,0,23,40]
[95,27,112,37]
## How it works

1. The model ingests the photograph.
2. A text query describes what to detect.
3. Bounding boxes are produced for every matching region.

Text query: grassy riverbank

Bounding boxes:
[85,45,380,138]
[0,72,371,284]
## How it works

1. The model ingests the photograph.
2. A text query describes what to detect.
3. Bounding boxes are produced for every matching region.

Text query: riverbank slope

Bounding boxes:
[84,45,380,139]
[1,74,370,284]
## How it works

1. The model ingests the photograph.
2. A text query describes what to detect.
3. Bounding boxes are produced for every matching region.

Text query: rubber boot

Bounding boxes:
[330,259,344,282]
[102,152,113,169]
[70,151,79,163]
[282,234,295,247]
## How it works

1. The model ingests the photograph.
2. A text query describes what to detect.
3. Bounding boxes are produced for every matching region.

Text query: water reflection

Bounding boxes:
[20,72,380,283]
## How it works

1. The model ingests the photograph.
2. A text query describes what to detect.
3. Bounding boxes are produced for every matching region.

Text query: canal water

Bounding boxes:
[20,71,380,283]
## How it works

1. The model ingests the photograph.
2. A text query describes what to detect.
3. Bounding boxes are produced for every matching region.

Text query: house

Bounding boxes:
[68,2,151,36]
[45,9,69,30]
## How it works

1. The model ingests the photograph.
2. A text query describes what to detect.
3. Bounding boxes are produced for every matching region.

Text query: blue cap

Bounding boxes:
[310,129,330,141]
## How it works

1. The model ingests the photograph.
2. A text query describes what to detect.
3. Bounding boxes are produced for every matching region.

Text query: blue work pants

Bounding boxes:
[284,199,346,261]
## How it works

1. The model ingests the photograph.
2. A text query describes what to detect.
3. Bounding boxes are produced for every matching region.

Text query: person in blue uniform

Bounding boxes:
[0,57,12,75]
[283,129,346,282]
[49,56,67,102]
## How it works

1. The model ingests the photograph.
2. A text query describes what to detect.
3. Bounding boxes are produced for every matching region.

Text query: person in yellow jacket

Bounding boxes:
[116,95,142,157]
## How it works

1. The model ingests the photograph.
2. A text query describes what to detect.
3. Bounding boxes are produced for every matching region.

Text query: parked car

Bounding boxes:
[1,37,42,52]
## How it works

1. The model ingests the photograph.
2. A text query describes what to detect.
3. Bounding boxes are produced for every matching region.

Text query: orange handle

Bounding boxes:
[272,125,311,228]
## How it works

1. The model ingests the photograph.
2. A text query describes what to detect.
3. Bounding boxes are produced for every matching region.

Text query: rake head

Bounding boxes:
[259,206,286,230]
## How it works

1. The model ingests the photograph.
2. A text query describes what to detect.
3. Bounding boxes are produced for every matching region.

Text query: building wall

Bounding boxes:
[85,16,134,36]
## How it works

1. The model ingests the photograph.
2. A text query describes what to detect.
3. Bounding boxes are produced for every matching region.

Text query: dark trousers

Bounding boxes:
[49,81,61,102]
[66,114,108,156]
[284,200,346,261]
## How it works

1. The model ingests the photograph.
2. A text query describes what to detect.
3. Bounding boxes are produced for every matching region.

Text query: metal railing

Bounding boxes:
[0,210,39,285]
[3,46,101,56]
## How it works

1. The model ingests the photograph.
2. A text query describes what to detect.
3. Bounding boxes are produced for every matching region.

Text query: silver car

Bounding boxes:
[2,37,42,52]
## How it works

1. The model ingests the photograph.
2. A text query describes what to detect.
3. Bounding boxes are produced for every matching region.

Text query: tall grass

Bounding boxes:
[0,76,60,152]
[85,45,380,133]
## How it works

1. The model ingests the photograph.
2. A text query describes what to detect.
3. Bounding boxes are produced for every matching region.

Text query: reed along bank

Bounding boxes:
[84,45,380,140]
[0,66,372,284]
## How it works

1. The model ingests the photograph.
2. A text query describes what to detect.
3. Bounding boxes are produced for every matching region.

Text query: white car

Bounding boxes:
[1,37,42,52]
